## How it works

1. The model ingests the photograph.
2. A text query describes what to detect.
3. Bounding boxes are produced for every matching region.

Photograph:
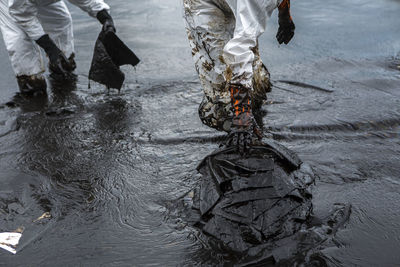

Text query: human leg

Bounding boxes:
[37,0,75,60]
[252,43,271,111]
[0,0,46,94]
[183,0,235,132]
[223,0,279,151]
[38,0,76,79]
[223,0,278,88]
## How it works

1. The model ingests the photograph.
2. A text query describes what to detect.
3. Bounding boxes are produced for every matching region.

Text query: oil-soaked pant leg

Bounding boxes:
[183,0,235,132]
[252,44,271,110]
[0,0,45,77]
[37,0,75,58]
[184,0,274,131]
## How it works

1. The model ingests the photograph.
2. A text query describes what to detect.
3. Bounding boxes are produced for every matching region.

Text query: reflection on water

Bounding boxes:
[0,0,399,265]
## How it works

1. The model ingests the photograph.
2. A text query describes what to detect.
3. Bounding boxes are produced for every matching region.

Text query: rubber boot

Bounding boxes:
[228,84,262,153]
[230,84,261,134]
[16,74,47,96]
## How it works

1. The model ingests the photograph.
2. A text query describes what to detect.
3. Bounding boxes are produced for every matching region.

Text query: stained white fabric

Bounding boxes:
[184,0,280,88]
[183,0,276,131]
[223,0,279,87]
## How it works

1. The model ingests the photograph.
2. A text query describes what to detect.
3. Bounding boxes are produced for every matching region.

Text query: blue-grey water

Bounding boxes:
[0,0,399,265]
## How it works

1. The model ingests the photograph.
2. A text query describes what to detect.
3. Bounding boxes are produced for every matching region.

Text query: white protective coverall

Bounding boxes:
[0,0,109,77]
[183,0,281,131]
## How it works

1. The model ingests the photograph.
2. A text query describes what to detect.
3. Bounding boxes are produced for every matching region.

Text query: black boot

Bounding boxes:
[6,75,48,110]
[227,84,262,154]
[16,74,47,96]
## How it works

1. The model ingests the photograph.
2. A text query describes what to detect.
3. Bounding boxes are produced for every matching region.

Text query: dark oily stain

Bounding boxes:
[89,31,140,91]
[202,61,214,72]
[45,107,77,118]
[136,134,227,145]
[179,141,350,265]
[0,170,56,254]
[4,93,49,113]
[276,80,334,93]
[387,57,400,71]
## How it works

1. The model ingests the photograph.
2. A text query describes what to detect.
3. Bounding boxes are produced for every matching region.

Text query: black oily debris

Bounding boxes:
[89,31,140,90]
[178,140,351,265]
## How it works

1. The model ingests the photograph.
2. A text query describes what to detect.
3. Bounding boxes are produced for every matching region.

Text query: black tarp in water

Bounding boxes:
[183,140,350,265]
[89,31,140,90]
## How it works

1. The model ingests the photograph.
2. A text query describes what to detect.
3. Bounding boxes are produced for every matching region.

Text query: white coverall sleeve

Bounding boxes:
[67,0,109,17]
[8,0,46,40]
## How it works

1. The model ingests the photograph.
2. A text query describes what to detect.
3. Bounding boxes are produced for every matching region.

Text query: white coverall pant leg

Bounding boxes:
[223,0,279,88]
[183,0,276,132]
[37,1,74,59]
[0,0,44,76]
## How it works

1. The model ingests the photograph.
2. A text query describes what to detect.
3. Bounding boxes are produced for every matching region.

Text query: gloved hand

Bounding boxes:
[227,84,262,155]
[97,9,116,33]
[276,0,295,45]
[36,34,75,75]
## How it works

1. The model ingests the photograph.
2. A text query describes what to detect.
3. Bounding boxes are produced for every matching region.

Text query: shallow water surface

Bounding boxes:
[0,0,399,265]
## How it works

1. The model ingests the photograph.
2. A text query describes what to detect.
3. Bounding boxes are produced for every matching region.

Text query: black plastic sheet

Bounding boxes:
[195,142,314,252]
[181,141,351,265]
[89,31,140,90]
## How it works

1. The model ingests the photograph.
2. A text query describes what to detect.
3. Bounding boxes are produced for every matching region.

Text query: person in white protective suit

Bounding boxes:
[0,0,115,96]
[183,0,295,152]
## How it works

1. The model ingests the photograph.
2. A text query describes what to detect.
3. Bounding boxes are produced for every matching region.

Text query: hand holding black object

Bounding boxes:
[97,9,116,33]
[36,34,75,74]
[276,0,295,45]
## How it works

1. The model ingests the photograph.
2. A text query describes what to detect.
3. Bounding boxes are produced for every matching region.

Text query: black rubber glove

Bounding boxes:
[227,84,262,155]
[97,9,116,33]
[276,0,295,45]
[36,34,75,74]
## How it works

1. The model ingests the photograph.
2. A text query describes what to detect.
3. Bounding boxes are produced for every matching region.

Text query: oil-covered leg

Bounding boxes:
[223,0,279,150]
[223,0,278,88]
[252,43,271,111]
[183,0,235,132]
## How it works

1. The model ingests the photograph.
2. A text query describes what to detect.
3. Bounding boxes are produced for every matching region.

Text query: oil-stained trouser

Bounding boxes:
[183,0,280,132]
[0,0,74,77]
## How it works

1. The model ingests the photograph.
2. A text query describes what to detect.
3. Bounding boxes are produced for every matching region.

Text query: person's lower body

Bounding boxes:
[183,0,276,132]
[0,0,46,95]
[0,0,75,96]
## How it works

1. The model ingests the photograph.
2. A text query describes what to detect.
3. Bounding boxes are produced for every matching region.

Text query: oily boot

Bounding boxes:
[228,84,262,153]
[16,74,47,96]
